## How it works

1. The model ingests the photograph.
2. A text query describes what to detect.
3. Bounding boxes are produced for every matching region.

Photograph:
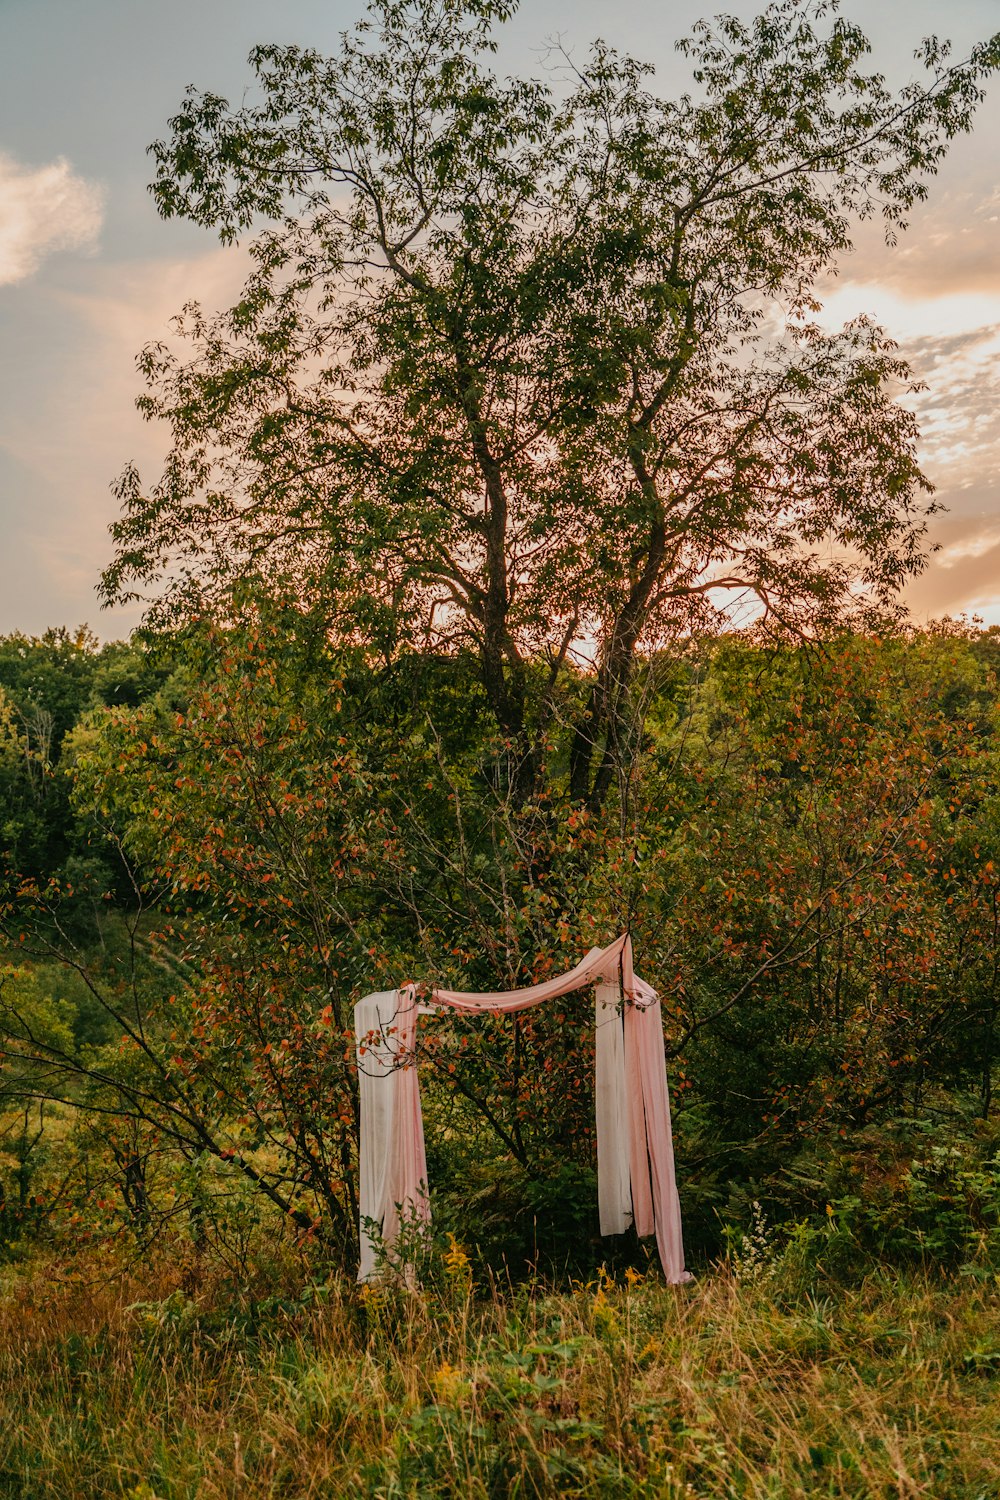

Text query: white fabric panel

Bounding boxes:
[595,976,632,1235]
[355,989,400,1281]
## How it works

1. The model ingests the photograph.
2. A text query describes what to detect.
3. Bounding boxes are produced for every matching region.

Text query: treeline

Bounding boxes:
[2,616,1000,1279]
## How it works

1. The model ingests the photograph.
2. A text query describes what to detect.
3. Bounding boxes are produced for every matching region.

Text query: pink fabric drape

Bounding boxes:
[377,984,430,1257]
[431,936,631,1012]
[626,977,687,1280]
[355,985,431,1280]
[355,937,690,1284]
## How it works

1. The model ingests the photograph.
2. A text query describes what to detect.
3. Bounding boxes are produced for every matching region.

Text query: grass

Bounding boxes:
[0,1246,998,1498]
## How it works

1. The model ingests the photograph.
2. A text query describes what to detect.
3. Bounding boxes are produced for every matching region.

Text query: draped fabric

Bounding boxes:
[354,937,691,1284]
[595,974,632,1235]
[354,986,430,1281]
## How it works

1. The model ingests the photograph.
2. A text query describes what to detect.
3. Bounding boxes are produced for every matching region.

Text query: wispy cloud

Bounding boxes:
[813,251,1000,624]
[906,484,1000,623]
[0,152,104,286]
[0,245,248,637]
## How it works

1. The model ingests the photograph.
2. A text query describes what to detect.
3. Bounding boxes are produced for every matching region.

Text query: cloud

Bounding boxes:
[906,322,1000,482]
[835,187,1000,303]
[825,83,1000,307]
[0,244,248,637]
[904,480,1000,621]
[900,325,1000,622]
[0,152,104,286]
[811,265,1000,624]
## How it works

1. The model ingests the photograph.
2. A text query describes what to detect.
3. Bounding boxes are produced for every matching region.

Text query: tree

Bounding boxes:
[0,629,177,897]
[0,964,76,1246]
[640,627,1000,1205]
[102,0,1000,804]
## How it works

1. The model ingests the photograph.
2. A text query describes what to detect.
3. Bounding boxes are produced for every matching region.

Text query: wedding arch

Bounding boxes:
[354,935,690,1283]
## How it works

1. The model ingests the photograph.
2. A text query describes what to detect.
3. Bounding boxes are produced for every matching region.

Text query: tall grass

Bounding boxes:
[0,1246,998,1498]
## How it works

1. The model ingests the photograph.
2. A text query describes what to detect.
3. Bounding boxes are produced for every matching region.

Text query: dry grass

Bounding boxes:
[0,1249,998,1498]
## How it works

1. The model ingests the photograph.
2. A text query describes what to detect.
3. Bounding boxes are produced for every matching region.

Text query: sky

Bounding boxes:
[1,0,999,640]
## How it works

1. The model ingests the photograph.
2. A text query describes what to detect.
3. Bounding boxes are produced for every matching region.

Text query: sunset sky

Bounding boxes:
[1,0,998,639]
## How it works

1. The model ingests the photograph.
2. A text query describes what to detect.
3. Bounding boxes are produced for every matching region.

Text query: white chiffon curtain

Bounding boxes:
[354,936,690,1284]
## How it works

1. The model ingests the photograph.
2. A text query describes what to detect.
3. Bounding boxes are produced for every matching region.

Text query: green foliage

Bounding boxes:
[6,613,1000,1277]
[0,628,178,917]
[767,1117,1000,1287]
[0,965,77,1252]
[103,0,1000,802]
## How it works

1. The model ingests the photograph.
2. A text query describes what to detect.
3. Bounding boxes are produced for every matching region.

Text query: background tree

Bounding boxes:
[102,0,1000,803]
[0,628,175,904]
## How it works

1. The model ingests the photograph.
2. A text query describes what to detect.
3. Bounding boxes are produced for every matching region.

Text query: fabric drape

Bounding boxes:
[354,985,429,1281]
[595,973,632,1236]
[354,937,690,1284]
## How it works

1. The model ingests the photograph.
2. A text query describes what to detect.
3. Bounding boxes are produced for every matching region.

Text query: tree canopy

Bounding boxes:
[102,0,1000,801]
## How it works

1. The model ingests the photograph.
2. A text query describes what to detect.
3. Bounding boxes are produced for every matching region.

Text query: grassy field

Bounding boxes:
[0,1246,998,1499]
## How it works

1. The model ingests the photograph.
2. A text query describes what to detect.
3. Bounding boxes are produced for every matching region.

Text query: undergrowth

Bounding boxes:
[1,1238,998,1498]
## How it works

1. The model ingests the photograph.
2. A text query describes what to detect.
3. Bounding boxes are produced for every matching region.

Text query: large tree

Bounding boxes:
[103,0,999,802]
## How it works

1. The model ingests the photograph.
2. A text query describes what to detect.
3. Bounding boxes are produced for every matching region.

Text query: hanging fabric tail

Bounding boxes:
[626,978,692,1284]
[355,989,398,1281]
[594,973,632,1235]
[624,1003,656,1239]
[379,985,430,1264]
[354,985,429,1281]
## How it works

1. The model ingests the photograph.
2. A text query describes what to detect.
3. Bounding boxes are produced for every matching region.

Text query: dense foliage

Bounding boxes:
[0,628,171,898]
[3,619,1000,1283]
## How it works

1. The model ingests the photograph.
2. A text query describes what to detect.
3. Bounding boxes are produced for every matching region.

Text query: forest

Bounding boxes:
[3,0,1000,1495]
